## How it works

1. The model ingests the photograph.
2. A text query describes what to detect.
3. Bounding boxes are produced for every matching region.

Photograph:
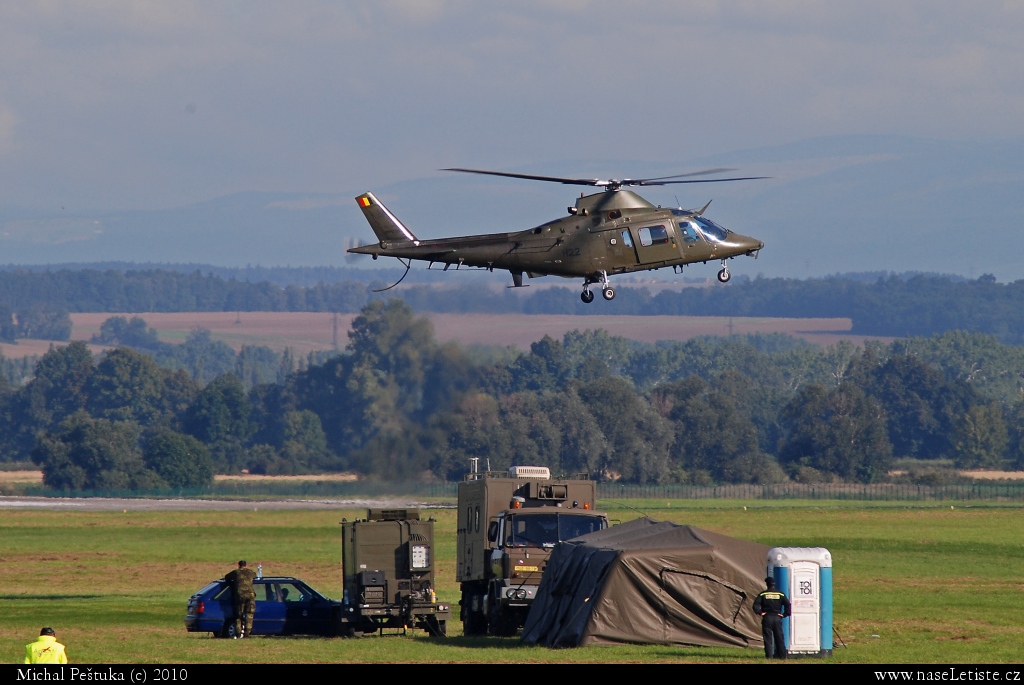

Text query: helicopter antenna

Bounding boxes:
[371,258,412,292]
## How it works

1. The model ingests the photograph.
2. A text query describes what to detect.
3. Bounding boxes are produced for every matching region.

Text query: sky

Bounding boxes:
[1,1,1022,210]
[0,1,1022,275]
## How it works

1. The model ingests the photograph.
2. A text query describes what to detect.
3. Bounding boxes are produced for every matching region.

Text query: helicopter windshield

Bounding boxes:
[692,216,730,243]
[504,513,606,548]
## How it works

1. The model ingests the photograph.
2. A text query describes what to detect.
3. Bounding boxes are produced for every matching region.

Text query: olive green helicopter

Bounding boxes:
[347,167,766,303]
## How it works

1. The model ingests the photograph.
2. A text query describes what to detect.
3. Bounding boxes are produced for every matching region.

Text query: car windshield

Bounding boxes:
[504,513,606,548]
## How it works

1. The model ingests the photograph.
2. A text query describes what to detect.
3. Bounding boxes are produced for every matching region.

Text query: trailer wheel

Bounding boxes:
[340,623,364,638]
[425,616,447,638]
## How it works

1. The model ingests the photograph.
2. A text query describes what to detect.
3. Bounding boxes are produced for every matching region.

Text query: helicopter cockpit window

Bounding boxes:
[620,230,633,247]
[693,216,729,242]
[638,225,671,247]
[677,222,701,244]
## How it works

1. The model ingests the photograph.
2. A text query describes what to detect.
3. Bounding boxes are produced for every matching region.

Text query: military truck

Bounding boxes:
[457,466,609,636]
[340,508,451,636]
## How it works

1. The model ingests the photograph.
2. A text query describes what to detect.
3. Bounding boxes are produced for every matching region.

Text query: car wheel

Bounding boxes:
[221,622,238,639]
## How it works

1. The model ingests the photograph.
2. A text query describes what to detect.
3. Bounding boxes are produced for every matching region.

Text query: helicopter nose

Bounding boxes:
[725,234,763,256]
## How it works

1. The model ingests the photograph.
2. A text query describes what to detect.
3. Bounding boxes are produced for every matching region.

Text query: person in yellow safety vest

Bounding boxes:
[25,627,68,664]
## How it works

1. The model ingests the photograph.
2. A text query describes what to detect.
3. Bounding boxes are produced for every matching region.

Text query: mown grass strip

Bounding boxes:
[2,504,1022,663]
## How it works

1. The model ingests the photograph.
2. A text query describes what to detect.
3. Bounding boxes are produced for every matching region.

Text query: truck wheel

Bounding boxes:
[461,592,487,636]
[487,598,518,637]
[463,607,486,636]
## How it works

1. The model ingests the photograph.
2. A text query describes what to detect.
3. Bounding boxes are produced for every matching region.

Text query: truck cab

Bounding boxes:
[486,506,607,617]
[457,466,608,636]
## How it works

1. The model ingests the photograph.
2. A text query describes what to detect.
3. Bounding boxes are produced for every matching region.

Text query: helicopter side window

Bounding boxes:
[620,230,633,248]
[638,225,671,247]
[677,222,701,244]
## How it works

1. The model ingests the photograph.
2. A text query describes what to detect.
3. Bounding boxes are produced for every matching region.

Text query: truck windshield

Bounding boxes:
[504,513,606,548]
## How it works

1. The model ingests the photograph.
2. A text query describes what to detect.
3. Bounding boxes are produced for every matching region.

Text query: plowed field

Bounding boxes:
[0,312,884,359]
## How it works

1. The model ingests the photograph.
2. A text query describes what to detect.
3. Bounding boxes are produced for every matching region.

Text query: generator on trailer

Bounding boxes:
[457,465,609,636]
[340,508,450,636]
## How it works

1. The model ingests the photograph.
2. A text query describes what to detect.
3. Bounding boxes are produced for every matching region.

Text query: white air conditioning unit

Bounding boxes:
[508,466,551,479]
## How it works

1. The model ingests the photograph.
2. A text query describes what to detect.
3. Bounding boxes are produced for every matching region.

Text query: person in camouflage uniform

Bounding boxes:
[224,560,257,638]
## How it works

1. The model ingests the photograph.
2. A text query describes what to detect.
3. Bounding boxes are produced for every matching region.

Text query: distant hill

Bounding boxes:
[1,134,1022,280]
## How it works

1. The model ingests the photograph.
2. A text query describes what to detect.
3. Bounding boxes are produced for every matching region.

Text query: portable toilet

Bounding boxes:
[766,547,832,657]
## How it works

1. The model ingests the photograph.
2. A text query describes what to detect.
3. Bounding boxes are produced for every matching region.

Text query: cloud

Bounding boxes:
[0,1,1022,211]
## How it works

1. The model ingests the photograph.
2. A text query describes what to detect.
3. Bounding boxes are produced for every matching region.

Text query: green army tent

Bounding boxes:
[521,517,770,648]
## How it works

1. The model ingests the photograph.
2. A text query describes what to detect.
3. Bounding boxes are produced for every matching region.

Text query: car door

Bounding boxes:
[253,581,286,635]
[208,583,234,633]
[280,581,333,635]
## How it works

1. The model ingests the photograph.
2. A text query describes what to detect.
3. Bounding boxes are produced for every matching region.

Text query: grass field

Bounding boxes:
[3,500,1023,664]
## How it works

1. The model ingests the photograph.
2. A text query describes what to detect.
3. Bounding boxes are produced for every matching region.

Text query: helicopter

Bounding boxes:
[347,167,766,303]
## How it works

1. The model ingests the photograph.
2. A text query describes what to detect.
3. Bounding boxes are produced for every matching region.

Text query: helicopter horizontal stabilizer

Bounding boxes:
[355,192,418,244]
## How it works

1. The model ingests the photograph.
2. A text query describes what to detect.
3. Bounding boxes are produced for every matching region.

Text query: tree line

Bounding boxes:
[3,299,1024,491]
[4,268,1024,343]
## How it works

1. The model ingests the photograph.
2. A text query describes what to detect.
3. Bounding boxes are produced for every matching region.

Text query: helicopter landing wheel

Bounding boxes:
[581,289,595,304]
[717,268,731,283]
[602,287,615,301]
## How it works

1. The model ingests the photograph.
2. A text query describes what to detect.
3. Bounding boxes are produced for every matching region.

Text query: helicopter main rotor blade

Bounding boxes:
[442,167,769,190]
[628,168,736,182]
[442,168,608,187]
[635,175,770,186]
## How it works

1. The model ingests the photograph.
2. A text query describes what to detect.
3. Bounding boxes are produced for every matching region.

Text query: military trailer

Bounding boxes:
[340,508,450,636]
[457,466,609,636]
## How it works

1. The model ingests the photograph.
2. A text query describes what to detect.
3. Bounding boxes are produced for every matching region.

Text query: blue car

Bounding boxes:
[185,576,342,638]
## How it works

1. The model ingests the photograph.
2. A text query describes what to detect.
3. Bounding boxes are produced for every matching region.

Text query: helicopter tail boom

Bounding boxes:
[355,192,418,245]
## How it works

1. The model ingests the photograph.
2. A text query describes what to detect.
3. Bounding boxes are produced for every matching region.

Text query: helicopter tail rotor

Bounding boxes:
[344,236,372,263]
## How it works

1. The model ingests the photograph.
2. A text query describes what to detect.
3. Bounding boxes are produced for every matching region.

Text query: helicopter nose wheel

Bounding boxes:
[717,261,731,283]
[602,287,616,301]
[581,288,595,304]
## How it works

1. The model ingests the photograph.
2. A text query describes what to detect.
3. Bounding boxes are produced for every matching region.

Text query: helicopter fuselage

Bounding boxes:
[349,188,764,298]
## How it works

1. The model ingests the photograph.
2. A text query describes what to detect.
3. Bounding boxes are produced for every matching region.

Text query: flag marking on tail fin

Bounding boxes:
[355,192,418,244]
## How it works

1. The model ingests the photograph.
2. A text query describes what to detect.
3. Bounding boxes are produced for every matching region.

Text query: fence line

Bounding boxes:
[595,482,1024,501]
[16,480,1024,501]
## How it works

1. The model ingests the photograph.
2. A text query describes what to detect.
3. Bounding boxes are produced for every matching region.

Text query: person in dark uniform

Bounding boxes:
[752,577,791,659]
[224,560,257,638]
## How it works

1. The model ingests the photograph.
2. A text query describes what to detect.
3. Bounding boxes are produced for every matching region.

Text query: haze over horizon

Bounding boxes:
[1,2,1022,280]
